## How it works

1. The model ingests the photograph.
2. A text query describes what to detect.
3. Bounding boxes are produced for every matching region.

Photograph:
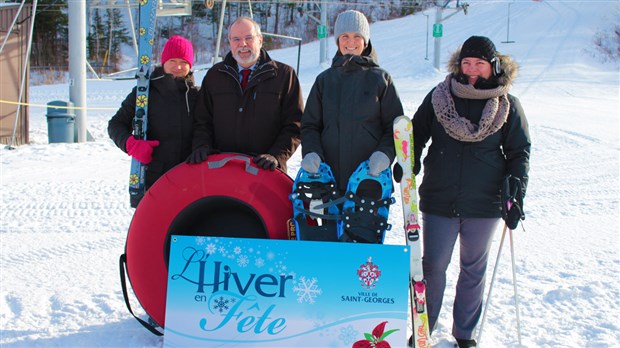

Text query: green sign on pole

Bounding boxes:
[317,25,327,39]
[433,23,443,38]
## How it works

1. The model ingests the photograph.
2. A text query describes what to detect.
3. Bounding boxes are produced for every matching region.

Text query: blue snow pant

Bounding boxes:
[421,213,500,340]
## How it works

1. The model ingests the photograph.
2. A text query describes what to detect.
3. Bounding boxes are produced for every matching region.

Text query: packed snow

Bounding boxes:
[1,1,619,347]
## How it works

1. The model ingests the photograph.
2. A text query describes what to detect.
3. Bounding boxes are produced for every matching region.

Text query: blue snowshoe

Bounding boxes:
[338,160,395,244]
[290,162,342,241]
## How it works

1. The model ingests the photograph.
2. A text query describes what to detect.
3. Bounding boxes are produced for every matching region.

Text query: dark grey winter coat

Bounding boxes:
[301,42,404,190]
[108,66,198,188]
[191,49,303,172]
[413,49,531,218]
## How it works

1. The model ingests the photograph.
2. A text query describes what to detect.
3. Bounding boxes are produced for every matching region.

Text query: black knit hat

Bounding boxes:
[459,36,497,62]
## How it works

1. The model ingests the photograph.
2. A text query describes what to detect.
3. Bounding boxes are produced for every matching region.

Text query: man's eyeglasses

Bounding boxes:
[230,35,257,44]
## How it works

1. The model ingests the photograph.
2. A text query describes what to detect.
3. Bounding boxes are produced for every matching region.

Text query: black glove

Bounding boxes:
[186,146,220,164]
[500,175,525,230]
[413,159,421,176]
[253,154,278,170]
[393,163,403,183]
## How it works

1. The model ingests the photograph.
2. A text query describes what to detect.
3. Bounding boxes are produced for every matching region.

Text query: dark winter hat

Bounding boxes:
[458,36,497,63]
[161,35,194,68]
[334,10,370,44]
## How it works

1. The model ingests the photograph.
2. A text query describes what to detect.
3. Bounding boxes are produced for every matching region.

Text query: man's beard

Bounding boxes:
[233,48,259,66]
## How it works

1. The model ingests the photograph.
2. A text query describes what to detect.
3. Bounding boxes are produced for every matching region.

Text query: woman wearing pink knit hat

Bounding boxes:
[108,35,199,207]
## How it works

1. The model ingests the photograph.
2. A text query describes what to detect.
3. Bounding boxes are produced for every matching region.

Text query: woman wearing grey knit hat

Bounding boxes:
[300,10,403,242]
[411,35,531,348]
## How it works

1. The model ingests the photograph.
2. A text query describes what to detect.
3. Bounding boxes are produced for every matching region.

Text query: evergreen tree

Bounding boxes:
[32,0,68,68]
[106,8,130,70]
[87,9,105,68]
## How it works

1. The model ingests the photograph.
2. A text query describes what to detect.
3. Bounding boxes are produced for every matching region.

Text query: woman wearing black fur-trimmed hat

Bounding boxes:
[411,36,531,348]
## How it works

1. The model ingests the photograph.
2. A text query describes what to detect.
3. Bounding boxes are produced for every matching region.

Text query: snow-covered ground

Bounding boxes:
[1,1,619,347]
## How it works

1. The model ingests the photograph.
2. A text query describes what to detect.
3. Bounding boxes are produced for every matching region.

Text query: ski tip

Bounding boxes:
[393,115,410,123]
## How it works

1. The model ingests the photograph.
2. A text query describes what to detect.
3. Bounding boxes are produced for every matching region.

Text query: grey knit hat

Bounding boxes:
[334,10,370,44]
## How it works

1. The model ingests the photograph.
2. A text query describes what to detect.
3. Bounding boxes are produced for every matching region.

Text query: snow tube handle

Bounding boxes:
[207,155,258,175]
[118,254,163,336]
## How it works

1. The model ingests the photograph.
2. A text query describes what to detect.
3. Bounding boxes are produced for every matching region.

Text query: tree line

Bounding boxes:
[22,0,432,75]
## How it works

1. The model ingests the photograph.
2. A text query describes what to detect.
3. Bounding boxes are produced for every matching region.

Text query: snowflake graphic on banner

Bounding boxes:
[237,254,249,267]
[339,325,360,345]
[212,296,235,314]
[195,236,206,245]
[255,257,265,268]
[293,276,322,304]
[206,243,217,254]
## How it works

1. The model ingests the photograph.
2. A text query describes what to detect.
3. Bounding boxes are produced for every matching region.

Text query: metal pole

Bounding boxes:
[262,32,302,74]
[477,223,507,343]
[0,0,27,54]
[433,7,442,70]
[506,3,510,42]
[502,2,515,43]
[86,61,101,80]
[320,2,328,64]
[297,40,301,74]
[213,0,227,64]
[126,0,138,57]
[69,0,88,142]
[509,229,523,345]
[9,0,37,148]
[423,14,429,60]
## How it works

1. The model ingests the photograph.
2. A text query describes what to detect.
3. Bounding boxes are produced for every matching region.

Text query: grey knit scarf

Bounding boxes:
[431,75,511,142]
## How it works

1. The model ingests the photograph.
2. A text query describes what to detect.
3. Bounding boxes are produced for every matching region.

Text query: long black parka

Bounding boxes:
[108,66,199,189]
[190,49,303,172]
[413,50,531,218]
[301,42,404,190]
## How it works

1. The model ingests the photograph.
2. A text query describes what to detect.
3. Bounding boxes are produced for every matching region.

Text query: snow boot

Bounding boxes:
[455,338,477,348]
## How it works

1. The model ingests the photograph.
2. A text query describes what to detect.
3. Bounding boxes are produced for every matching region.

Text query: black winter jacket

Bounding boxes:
[191,49,303,172]
[413,51,530,218]
[108,66,198,188]
[301,42,404,190]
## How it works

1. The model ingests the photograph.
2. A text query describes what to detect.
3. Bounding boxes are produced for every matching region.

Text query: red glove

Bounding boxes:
[125,136,160,164]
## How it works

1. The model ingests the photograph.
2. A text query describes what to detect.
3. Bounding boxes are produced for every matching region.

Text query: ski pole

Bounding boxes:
[476,223,507,343]
[509,228,523,345]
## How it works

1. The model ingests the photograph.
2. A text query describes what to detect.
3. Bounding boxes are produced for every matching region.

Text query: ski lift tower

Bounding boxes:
[72,0,191,142]
[307,1,329,66]
[68,0,87,142]
[432,0,469,70]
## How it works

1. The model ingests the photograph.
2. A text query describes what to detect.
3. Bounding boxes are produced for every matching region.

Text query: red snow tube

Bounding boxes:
[124,153,294,328]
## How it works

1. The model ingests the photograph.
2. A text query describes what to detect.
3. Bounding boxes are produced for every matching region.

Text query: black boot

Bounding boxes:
[455,338,477,348]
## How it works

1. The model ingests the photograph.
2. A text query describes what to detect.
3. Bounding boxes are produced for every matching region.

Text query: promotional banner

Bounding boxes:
[164,236,410,347]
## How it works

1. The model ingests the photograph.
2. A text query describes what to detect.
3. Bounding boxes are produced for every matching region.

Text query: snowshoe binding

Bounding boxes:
[338,160,395,243]
[290,162,342,241]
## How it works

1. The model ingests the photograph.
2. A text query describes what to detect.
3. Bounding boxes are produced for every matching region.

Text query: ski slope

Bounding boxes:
[1,1,619,347]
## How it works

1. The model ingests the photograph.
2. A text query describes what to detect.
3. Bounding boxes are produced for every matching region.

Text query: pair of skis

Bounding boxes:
[393,116,431,347]
[128,0,157,207]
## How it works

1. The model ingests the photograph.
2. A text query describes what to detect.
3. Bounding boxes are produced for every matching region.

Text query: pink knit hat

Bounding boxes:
[161,35,194,68]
